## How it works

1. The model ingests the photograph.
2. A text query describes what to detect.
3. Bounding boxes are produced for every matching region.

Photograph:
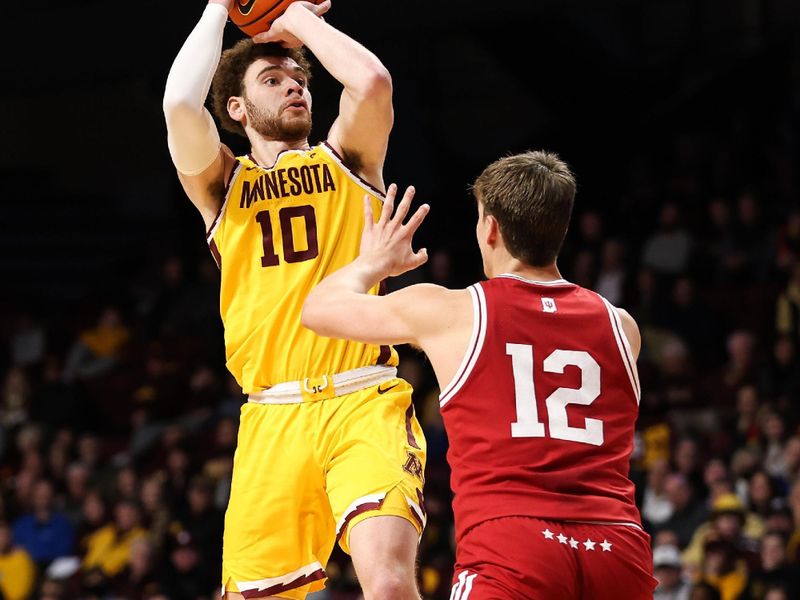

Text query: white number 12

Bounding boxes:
[506,343,603,446]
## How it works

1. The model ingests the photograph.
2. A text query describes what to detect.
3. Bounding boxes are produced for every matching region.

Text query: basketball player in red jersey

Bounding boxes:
[302,151,658,598]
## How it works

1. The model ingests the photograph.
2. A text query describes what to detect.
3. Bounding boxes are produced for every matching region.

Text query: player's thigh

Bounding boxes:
[223,402,333,599]
[574,524,657,600]
[349,514,419,587]
[324,379,427,554]
[454,517,580,599]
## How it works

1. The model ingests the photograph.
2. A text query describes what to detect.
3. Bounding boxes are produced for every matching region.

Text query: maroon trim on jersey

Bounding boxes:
[320,141,386,199]
[237,569,326,598]
[209,239,222,270]
[405,401,421,450]
[205,161,243,240]
[335,497,386,544]
[245,145,314,171]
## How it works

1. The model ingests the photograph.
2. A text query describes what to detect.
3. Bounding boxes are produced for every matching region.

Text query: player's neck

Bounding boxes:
[249,138,311,168]
[493,257,563,282]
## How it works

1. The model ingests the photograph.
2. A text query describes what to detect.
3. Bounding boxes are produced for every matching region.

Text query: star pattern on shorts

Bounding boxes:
[542,529,555,540]
[569,537,579,549]
[557,533,568,544]
[600,540,612,552]
[583,539,596,551]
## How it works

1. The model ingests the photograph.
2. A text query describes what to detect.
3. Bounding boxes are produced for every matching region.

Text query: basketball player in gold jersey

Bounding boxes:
[162,1,426,599]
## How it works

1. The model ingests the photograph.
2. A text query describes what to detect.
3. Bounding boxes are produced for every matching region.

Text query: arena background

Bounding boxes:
[2,1,800,599]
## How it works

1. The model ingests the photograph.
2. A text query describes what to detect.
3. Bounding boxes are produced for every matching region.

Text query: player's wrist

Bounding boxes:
[352,256,388,288]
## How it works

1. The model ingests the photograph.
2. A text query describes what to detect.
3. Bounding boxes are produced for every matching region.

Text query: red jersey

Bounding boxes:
[440,274,643,543]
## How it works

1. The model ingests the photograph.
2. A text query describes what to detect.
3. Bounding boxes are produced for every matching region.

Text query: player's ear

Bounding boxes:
[485,214,501,247]
[228,96,246,125]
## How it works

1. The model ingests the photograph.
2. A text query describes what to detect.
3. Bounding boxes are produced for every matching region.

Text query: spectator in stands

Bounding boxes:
[62,462,90,528]
[643,202,692,274]
[775,262,800,344]
[595,239,628,305]
[9,312,46,369]
[697,535,748,600]
[643,458,675,530]
[62,306,130,383]
[740,531,800,599]
[109,537,160,600]
[653,544,691,600]
[0,521,35,600]
[12,479,74,567]
[157,530,216,600]
[82,498,146,578]
[748,471,779,519]
[173,475,224,569]
[761,413,788,478]
[683,493,761,574]
[658,473,709,548]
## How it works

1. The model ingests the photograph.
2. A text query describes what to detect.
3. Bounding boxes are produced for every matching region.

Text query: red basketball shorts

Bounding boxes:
[450,516,657,599]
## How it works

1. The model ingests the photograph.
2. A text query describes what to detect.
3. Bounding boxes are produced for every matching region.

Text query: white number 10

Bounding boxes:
[506,343,604,446]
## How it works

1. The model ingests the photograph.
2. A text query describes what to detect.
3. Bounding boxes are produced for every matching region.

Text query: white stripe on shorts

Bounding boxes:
[450,570,477,600]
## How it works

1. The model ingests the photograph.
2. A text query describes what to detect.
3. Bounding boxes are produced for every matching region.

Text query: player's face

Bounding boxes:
[241,57,313,142]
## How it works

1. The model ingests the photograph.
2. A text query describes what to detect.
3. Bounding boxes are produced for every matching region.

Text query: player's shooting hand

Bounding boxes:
[253,1,331,46]
[360,184,430,279]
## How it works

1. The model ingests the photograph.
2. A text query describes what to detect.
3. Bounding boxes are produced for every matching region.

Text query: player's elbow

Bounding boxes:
[355,65,392,100]
[300,296,327,335]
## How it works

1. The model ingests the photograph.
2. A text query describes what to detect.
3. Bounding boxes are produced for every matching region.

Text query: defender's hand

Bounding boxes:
[359,185,430,279]
[253,1,331,46]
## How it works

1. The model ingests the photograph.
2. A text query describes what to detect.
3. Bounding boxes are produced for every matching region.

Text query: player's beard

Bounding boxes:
[244,96,312,142]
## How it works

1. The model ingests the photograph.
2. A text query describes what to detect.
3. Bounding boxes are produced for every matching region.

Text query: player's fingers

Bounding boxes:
[379,184,397,227]
[402,203,430,237]
[411,248,429,269]
[315,0,332,16]
[253,31,276,43]
[392,186,416,226]
[363,196,374,233]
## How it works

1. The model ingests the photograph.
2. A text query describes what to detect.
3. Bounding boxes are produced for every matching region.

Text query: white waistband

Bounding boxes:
[248,365,397,404]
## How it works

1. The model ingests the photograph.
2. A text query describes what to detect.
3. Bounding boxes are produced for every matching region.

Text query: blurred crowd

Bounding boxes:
[2,53,800,600]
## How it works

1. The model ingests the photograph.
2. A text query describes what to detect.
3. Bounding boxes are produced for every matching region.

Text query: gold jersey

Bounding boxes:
[206,142,398,394]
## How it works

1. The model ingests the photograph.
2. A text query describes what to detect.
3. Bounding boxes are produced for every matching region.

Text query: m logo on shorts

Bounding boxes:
[403,452,423,480]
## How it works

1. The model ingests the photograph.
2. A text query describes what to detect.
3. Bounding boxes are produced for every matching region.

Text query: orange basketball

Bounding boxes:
[229,0,324,37]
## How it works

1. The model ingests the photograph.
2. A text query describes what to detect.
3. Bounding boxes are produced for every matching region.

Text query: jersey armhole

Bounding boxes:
[205,161,244,269]
[439,284,488,407]
[319,141,386,200]
[599,296,641,404]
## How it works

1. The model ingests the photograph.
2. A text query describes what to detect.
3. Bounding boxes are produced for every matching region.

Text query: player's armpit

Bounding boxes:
[302,283,457,347]
[177,147,237,232]
[617,308,641,359]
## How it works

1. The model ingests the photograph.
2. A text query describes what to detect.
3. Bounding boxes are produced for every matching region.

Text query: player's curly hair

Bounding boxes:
[211,39,312,137]
[472,151,576,267]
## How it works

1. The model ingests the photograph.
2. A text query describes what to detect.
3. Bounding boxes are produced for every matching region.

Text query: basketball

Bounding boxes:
[229,0,324,37]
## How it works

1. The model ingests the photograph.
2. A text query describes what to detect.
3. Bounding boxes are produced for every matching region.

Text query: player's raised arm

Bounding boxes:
[255,1,393,189]
[163,0,238,230]
[302,185,455,347]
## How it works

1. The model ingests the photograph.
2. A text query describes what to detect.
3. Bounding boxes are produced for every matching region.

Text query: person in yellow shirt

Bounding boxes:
[0,522,35,600]
[162,1,426,598]
[82,499,147,578]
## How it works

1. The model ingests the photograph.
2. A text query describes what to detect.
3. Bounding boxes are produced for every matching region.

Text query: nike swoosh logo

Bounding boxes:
[237,0,257,16]
[377,382,399,395]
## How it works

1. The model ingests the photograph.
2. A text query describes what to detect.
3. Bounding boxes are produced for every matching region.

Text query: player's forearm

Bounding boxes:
[163,3,227,174]
[302,258,385,337]
[282,5,392,98]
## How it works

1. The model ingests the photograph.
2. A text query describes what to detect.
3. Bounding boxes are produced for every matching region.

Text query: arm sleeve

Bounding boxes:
[163,3,228,175]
